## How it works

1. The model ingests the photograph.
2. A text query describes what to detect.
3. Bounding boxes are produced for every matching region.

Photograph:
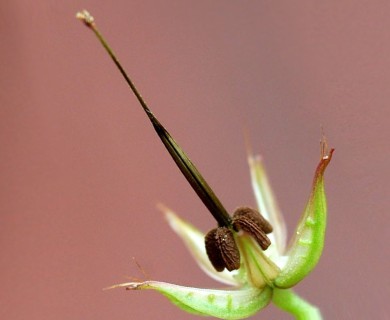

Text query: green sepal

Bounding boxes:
[247,152,287,257]
[274,149,334,288]
[124,281,272,319]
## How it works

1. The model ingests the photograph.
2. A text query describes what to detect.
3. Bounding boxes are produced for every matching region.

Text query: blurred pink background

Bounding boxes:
[1,1,389,319]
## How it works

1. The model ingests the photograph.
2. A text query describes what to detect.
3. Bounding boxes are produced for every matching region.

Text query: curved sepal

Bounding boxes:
[275,149,334,288]
[110,281,272,320]
[248,153,287,257]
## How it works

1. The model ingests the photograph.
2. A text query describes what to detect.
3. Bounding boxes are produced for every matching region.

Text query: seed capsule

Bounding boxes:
[205,227,240,272]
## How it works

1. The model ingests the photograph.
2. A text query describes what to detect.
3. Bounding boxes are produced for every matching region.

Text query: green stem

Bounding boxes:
[272,288,322,320]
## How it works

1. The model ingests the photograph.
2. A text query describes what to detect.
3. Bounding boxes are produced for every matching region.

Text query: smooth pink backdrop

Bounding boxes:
[1,1,389,319]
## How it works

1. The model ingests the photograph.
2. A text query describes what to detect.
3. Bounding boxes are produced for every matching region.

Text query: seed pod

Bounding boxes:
[232,207,272,250]
[205,227,240,272]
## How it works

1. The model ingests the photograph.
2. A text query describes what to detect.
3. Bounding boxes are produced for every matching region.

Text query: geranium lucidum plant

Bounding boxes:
[77,10,334,319]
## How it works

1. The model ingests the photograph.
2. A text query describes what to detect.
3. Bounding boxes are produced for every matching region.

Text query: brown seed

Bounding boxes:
[232,207,272,250]
[205,228,225,272]
[233,207,273,233]
[205,227,240,272]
